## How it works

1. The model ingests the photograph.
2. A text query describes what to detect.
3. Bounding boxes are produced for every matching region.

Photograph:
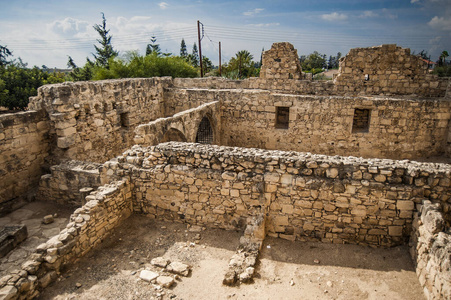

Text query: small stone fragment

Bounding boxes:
[156,276,175,288]
[188,225,202,232]
[166,261,190,277]
[313,259,320,264]
[327,281,333,287]
[75,282,82,288]
[151,257,170,268]
[139,270,159,282]
[42,215,54,224]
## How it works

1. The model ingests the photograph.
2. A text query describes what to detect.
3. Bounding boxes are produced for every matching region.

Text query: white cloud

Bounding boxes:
[159,2,169,10]
[321,12,348,22]
[410,0,420,3]
[381,8,397,20]
[248,23,280,27]
[359,11,378,18]
[428,16,451,30]
[243,8,264,16]
[48,17,90,36]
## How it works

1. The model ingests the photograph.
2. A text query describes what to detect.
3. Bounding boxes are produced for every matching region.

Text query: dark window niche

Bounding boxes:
[352,108,370,133]
[120,112,130,127]
[275,107,290,129]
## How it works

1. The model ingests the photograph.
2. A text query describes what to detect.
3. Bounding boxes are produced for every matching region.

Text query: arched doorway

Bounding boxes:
[161,128,187,143]
[195,116,214,144]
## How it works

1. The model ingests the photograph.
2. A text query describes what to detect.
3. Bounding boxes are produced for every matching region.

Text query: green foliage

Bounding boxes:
[222,50,259,79]
[432,65,451,77]
[92,52,198,80]
[0,63,65,110]
[300,51,327,72]
[146,36,161,56]
[438,50,449,66]
[92,13,118,68]
[327,52,341,69]
[66,56,94,81]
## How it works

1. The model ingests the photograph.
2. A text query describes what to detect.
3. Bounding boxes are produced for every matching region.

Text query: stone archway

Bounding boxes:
[195,116,214,144]
[161,128,187,143]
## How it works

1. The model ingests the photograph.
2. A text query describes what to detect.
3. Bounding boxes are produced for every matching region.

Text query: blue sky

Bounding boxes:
[0,0,450,68]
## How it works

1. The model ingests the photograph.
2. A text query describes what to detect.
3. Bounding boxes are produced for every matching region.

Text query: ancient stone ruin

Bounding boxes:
[0,43,450,299]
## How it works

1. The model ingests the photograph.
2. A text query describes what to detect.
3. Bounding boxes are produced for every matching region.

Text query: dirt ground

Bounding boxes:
[38,215,424,300]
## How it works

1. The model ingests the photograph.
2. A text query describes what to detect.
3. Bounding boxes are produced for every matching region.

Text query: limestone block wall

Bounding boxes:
[410,200,450,299]
[36,160,102,206]
[260,42,304,80]
[0,110,50,216]
[105,143,451,247]
[163,87,222,117]
[134,101,221,146]
[0,179,133,299]
[28,78,172,164]
[215,89,451,160]
[334,44,448,97]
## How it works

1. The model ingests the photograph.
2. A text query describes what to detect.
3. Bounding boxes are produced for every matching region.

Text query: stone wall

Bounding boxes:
[0,179,133,299]
[410,200,450,299]
[36,160,102,206]
[334,44,448,97]
[134,101,221,146]
[260,42,304,80]
[28,78,172,164]
[172,88,450,160]
[104,143,451,247]
[0,110,50,216]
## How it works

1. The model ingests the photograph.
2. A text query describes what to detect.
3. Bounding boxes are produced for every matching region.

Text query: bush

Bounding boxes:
[0,64,65,110]
[92,53,198,80]
[432,65,451,77]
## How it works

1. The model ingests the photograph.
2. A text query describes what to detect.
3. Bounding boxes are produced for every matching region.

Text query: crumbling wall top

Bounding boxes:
[260,42,303,80]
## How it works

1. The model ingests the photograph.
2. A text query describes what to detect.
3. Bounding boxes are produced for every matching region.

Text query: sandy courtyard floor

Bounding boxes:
[36,215,424,300]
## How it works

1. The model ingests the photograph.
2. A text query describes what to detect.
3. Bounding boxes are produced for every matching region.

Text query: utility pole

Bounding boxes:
[197,20,203,77]
[219,41,222,76]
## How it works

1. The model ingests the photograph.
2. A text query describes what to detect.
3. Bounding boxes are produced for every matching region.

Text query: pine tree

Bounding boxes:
[0,44,12,66]
[92,13,118,68]
[180,39,188,58]
[146,36,161,56]
[188,43,199,67]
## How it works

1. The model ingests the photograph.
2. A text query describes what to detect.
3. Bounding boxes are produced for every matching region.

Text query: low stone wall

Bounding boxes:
[0,110,50,216]
[36,160,102,206]
[0,179,133,299]
[410,200,450,299]
[28,78,172,164]
[134,101,221,146]
[105,143,451,247]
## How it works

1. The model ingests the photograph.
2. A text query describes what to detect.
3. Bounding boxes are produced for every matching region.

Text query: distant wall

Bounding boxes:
[334,44,448,97]
[0,110,50,215]
[165,88,451,160]
[104,143,451,247]
[28,78,173,164]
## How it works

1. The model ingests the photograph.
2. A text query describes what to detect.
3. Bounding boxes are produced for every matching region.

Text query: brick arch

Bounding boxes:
[161,128,187,143]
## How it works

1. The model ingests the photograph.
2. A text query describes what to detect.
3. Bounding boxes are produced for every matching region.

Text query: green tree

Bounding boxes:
[146,36,161,56]
[227,50,256,78]
[180,39,188,58]
[92,12,118,68]
[300,51,326,74]
[187,43,199,67]
[0,44,12,66]
[66,56,94,81]
[202,56,213,74]
[439,50,449,66]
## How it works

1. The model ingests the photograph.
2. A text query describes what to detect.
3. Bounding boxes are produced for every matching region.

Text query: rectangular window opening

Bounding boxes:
[120,112,130,127]
[352,108,370,133]
[275,106,290,129]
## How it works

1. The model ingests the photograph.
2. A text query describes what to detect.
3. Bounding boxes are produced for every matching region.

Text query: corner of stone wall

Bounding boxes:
[0,179,133,299]
[410,200,450,299]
